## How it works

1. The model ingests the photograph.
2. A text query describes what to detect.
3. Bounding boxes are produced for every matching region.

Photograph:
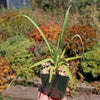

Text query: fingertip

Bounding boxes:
[66,88,70,93]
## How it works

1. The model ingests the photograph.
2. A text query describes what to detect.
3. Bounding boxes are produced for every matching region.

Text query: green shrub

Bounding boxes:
[81,43,100,78]
[0,35,35,80]
[0,11,33,37]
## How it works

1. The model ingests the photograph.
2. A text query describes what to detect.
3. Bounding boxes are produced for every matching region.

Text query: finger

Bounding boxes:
[66,88,70,93]
[38,92,49,100]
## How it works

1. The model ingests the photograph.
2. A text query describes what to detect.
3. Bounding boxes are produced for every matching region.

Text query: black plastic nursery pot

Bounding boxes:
[41,74,69,99]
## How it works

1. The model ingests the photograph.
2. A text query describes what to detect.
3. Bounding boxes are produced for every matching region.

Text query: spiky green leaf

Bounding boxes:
[61,34,84,58]
[29,58,53,69]
[23,15,54,58]
[63,65,76,85]
[55,5,72,66]
[49,66,54,82]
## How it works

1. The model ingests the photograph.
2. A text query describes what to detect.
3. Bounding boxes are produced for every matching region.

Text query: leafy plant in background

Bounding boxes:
[0,56,11,93]
[64,25,97,57]
[23,5,84,84]
[87,42,100,51]
[29,23,61,42]
[0,11,33,37]
[0,35,35,80]
[81,42,100,78]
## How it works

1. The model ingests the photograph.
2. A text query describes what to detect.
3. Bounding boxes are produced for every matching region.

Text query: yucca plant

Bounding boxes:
[23,5,84,85]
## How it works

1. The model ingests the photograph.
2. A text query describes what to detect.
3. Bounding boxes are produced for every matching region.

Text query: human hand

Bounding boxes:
[38,87,69,100]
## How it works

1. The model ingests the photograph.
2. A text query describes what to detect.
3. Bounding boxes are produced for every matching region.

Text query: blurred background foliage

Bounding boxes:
[29,0,100,11]
[0,35,35,80]
[81,42,100,78]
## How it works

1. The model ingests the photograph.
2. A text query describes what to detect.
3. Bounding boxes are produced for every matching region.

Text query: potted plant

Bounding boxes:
[23,5,84,99]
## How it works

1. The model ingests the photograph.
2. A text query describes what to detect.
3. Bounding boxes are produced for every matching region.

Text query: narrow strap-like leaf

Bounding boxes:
[7,74,20,89]
[55,55,60,69]
[29,58,53,69]
[61,34,84,59]
[49,66,54,82]
[23,15,54,58]
[63,65,76,85]
[65,56,82,61]
[58,56,81,67]
[55,5,72,66]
